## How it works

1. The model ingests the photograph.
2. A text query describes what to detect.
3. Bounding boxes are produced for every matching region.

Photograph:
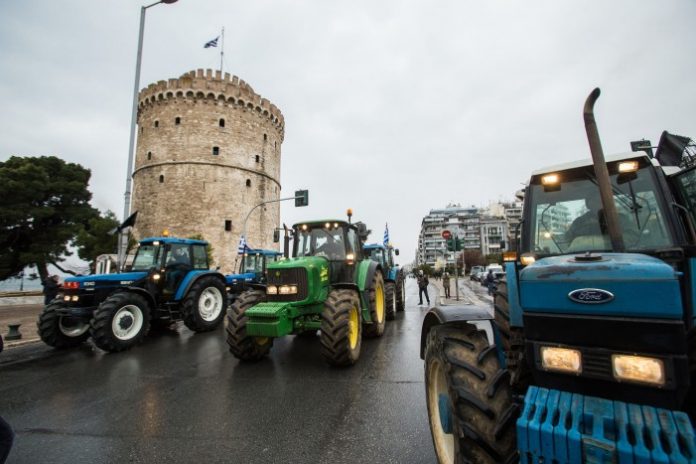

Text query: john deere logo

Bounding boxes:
[275,271,281,277]
[568,288,614,304]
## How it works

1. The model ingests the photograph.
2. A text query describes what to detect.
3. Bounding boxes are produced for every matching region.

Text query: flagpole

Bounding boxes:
[220,26,224,73]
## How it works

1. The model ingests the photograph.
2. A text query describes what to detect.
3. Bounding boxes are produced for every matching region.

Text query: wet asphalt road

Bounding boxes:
[0,279,437,464]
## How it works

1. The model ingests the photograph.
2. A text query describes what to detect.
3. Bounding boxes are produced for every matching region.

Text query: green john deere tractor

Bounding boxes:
[226,215,386,366]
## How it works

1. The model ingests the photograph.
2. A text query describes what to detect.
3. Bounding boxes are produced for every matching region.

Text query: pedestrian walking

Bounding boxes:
[486,269,497,296]
[442,272,451,299]
[417,270,430,306]
[41,275,60,305]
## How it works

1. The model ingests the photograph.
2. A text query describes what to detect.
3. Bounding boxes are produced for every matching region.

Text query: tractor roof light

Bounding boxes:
[612,354,665,386]
[541,173,560,186]
[540,346,582,375]
[162,229,170,237]
[503,251,517,262]
[618,160,639,173]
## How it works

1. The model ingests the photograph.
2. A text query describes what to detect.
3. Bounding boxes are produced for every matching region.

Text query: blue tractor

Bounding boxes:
[363,243,405,320]
[421,89,696,462]
[37,236,227,353]
[226,248,282,303]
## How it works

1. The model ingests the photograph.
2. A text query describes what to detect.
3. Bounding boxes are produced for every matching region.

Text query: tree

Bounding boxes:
[74,210,120,272]
[463,249,485,273]
[0,156,95,282]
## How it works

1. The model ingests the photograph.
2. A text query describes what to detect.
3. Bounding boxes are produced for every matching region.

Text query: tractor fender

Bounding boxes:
[174,270,227,301]
[247,282,267,292]
[419,305,494,359]
[332,282,360,293]
[357,260,382,312]
[118,287,157,312]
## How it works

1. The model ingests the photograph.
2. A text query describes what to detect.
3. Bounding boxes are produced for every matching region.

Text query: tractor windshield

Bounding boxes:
[240,253,263,274]
[131,243,163,271]
[527,161,675,255]
[295,224,347,260]
[365,247,385,266]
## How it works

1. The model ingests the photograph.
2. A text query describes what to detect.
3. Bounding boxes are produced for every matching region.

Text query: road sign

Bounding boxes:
[441,230,452,240]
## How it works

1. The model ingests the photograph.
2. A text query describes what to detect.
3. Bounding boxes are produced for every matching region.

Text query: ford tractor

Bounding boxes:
[226,214,386,366]
[421,88,696,463]
[364,243,405,319]
[38,236,227,353]
[226,248,282,304]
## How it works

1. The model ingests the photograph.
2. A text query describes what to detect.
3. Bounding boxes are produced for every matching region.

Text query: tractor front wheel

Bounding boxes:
[396,276,405,312]
[226,289,272,361]
[90,293,151,352]
[182,276,227,332]
[37,302,90,348]
[424,323,518,464]
[363,271,386,338]
[385,282,396,321]
[320,289,362,366]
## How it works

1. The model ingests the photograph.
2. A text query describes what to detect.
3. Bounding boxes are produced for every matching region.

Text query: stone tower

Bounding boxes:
[131,69,284,273]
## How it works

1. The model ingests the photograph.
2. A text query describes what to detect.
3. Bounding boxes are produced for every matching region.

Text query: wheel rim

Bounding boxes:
[375,283,385,323]
[348,305,359,349]
[198,287,223,321]
[59,317,89,337]
[427,357,455,464]
[112,304,144,341]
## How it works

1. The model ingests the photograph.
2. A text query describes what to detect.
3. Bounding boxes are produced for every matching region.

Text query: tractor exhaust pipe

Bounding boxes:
[583,88,625,253]
[283,223,290,259]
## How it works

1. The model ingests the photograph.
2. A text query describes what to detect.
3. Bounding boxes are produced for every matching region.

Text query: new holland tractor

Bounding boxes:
[38,236,227,353]
[226,214,386,366]
[226,248,282,304]
[421,89,696,463]
[364,243,405,319]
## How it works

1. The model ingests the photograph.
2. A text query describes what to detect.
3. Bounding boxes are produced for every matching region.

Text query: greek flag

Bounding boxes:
[383,223,390,246]
[237,235,247,254]
[204,36,219,48]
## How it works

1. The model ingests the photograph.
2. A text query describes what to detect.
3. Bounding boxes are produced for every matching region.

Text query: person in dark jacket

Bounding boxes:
[486,269,497,296]
[417,271,430,306]
[42,275,60,305]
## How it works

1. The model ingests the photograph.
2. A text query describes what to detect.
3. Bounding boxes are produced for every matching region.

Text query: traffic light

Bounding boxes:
[447,237,462,252]
[295,190,309,207]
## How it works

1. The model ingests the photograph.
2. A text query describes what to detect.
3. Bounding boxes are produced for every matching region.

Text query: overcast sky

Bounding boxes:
[1,1,694,266]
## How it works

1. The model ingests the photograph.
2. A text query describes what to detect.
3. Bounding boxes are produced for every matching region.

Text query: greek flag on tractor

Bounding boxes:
[383,223,389,246]
[237,235,247,254]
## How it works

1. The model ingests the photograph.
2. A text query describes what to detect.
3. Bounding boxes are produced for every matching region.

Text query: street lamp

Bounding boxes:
[119,0,179,268]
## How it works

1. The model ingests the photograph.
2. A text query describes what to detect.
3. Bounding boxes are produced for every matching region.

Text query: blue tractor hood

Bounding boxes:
[225,272,256,285]
[65,272,149,287]
[519,253,682,319]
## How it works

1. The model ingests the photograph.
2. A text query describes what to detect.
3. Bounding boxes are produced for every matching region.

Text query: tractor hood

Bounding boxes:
[65,272,148,288]
[268,256,329,272]
[519,253,682,319]
[225,272,255,284]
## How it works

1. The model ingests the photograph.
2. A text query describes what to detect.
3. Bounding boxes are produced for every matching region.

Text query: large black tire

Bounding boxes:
[182,276,227,332]
[90,293,151,353]
[424,323,518,464]
[396,275,405,312]
[226,289,273,361]
[320,289,362,366]
[493,279,531,391]
[363,271,386,338]
[385,282,396,321]
[37,302,90,349]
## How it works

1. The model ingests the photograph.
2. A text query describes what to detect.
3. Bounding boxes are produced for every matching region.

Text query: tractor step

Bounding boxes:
[518,386,696,463]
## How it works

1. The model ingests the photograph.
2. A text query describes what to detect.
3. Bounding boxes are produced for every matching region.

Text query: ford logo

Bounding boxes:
[568,288,614,304]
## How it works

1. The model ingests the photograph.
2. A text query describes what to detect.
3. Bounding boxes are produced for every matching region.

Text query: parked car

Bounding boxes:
[469,266,484,280]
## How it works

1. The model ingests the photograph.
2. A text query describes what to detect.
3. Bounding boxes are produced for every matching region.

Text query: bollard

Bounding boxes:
[5,324,22,341]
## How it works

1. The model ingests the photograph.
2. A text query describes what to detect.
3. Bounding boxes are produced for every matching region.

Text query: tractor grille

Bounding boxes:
[267,268,308,302]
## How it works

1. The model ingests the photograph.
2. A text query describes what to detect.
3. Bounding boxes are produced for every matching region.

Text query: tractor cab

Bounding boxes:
[226,249,282,297]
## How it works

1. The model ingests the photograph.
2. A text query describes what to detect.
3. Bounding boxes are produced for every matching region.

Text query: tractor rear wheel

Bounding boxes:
[37,302,90,348]
[90,293,151,352]
[320,289,362,366]
[396,275,405,312]
[226,289,272,361]
[363,271,386,338]
[385,282,396,321]
[493,279,530,391]
[424,323,518,464]
[182,276,227,332]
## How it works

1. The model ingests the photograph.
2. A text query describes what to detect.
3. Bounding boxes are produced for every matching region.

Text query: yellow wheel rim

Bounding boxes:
[375,283,385,323]
[348,305,359,349]
[255,337,269,346]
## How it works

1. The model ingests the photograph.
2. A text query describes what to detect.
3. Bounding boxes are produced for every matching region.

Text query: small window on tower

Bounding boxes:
[263,133,267,141]
[225,220,232,231]
[219,118,225,128]
[246,179,251,187]
[255,155,260,163]
[175,117,181,125]
[147,152,152,160]
[159,175,164,183]
[213,146,220,156]
[154,120,159,128]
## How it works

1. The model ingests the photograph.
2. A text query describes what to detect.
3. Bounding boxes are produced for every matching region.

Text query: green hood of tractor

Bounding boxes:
[268,256,330,282]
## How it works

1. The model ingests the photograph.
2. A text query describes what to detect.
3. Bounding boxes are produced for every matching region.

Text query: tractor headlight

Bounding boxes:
[612,355,665,386]
[540,346,582,374]
[152,273,161,281]
[267,285,278,295]
[71,295,79,302]
[278,285,298,295]
[64,295,71,301]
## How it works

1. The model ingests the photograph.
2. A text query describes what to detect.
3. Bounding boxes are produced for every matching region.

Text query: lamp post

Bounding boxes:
[119,0,179,269]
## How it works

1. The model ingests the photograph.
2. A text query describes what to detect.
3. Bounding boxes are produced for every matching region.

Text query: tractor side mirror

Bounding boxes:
[395,249,400,256]
[500,241,506,250]
[273,229,280,243]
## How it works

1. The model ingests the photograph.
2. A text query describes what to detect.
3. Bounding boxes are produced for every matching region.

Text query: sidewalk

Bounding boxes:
[431,277,492,307]
[0,295,43,349]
